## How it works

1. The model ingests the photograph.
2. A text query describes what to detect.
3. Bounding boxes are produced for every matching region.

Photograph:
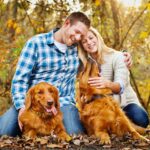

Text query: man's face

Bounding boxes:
[63,21,89,46]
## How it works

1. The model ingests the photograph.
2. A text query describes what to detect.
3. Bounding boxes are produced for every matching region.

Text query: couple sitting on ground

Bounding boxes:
[0,11,149,137]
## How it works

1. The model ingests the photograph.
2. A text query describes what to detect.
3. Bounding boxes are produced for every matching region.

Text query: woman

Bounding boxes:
[78,27,149,128]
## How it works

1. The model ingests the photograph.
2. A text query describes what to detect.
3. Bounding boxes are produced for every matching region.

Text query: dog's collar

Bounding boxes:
[86,93,113,104]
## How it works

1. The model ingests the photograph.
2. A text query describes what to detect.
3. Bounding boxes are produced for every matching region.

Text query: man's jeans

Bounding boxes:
[0,103,149,137]
[0,106,21,136]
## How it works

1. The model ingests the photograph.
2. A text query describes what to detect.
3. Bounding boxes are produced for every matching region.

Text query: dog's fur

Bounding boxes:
[19,82,71,141]
[76,59,149,144]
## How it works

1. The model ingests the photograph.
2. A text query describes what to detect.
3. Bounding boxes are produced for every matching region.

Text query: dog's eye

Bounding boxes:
[48,88,53,94]
[37,90,44,94]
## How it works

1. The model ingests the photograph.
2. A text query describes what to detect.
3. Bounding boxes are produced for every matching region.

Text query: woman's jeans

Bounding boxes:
[0,103,149,137]
[123,103,149,128]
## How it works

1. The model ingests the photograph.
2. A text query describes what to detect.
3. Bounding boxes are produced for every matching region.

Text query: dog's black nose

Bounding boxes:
[47,101,53,106]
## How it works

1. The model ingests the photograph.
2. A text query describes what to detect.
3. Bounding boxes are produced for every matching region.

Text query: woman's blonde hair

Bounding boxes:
[78,27,114,67]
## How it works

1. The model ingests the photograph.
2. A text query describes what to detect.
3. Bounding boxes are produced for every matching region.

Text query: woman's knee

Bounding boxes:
[123,103,149,128]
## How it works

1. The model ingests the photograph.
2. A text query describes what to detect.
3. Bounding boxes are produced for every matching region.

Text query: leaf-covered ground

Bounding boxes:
[0,130,150,150]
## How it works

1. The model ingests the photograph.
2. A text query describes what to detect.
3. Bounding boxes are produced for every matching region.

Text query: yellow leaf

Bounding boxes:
[95,0,100,6]
[139,31,148,39]
[147,3,150,10]
[6,19,14,28]
[15,27,21,34]
[13,23,18,29]
[37,27,44,33]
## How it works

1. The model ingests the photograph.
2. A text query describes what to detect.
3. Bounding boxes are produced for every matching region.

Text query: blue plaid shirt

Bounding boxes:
[11,29,79,110]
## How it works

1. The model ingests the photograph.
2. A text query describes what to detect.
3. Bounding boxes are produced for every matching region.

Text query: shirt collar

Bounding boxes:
[46,28,77,49]
[46,28,58,45]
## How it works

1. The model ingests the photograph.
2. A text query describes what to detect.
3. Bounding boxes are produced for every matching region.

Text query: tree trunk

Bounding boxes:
[110,0,120,50]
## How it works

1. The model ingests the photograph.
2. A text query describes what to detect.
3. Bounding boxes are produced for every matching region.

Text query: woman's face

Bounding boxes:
[81,31,98,53]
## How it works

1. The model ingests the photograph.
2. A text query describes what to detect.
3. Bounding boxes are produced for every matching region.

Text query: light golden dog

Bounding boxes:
[19,82,71,141]
[76,59,149,144]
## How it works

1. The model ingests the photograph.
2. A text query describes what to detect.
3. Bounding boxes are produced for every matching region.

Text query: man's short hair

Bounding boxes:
[66,12,90,28]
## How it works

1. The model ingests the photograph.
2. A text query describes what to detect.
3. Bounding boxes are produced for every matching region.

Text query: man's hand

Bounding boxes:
[123,52,132,69]
[18,107,25,131]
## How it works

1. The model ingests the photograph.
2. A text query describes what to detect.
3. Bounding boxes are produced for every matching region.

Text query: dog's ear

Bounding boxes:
[53,87,60,109]
[79,61,91,88]
[90,61,99,77]
[25,87,34,110]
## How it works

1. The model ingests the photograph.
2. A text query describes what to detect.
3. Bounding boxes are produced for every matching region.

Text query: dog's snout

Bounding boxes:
[47,101,53,106]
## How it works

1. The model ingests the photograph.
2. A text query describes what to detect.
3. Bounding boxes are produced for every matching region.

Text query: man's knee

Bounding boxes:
[0,106,21,136]
[61,105,85,135]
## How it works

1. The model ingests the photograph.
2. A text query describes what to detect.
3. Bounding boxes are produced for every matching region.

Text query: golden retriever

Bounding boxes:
[19,82,71,141]
[76,59,149,144]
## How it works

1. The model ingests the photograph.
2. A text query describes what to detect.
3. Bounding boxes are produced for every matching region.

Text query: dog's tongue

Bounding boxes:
[46,106,57,115]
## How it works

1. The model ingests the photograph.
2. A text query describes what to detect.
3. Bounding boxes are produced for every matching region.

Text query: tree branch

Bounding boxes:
[119,1,150,48]
[20,0,36,32]
[110,0,120,49]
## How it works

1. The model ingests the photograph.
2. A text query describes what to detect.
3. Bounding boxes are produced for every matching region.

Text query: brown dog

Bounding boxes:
[19,82,71,141]
[76,59,149,144]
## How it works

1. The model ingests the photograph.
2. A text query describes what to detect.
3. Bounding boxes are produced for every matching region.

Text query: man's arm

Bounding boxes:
[122,50,132,69]
[11,38,37,130]
[11,38,37,110]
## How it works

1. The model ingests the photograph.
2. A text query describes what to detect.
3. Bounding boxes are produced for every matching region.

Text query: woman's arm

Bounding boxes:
[88,52,129,94]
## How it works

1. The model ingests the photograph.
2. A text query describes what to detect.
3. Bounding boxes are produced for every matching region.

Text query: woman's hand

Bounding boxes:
[88,75,121,93]
[88,76,111,89]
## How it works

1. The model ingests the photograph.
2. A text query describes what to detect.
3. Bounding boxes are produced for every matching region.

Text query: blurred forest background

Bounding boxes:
[0,0,150,115]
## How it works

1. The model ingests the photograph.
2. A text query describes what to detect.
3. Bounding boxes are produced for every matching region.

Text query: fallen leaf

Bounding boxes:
[36,138,48,145]
[73,139,81,146]
[4,139,12,144]
[83,138,89,144]
[102,144,112,148]
[47,144,63,148]
[121,148,131,150]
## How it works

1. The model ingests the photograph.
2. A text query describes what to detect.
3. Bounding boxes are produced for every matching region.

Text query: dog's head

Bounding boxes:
[25,82,60,116]
[78,59,112,105]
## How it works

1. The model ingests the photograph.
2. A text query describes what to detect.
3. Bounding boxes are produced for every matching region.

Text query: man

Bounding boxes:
[0,12,132,136]
[0,12,90,136]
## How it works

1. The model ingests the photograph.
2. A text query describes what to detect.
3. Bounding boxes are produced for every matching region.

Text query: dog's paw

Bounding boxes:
[23,130,37,139]
[96,132,111,145]
[100,137,111,145]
